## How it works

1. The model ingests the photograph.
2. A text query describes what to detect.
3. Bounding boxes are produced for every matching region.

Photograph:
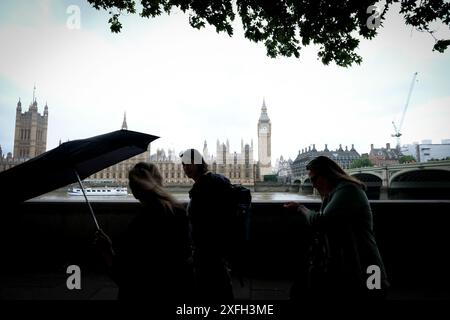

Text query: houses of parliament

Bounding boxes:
[0,91,48,172]
[1,94,273,187]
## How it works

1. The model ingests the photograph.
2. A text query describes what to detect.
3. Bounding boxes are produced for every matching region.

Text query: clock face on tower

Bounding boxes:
[260,125,268,133]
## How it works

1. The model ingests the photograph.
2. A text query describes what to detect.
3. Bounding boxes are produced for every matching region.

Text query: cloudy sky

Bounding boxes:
[0,0,449,163]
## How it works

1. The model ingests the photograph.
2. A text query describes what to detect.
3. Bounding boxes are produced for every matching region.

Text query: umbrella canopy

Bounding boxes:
[0,129,159,204]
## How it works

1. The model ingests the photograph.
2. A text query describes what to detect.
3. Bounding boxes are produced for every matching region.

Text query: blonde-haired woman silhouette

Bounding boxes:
[95,162,194,300]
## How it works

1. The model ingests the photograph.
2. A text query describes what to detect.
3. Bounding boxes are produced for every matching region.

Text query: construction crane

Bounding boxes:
[392,72,418,149]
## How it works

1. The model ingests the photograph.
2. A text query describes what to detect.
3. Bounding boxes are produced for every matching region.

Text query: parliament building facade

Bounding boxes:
[2,98,273,187]
[1,91,49,172]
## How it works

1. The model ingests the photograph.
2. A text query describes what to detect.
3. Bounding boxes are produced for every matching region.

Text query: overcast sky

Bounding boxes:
[0,0,449,163]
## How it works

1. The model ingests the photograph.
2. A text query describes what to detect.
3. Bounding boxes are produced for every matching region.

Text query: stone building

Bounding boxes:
[257,99,272,177]
[274,156,293,182]
[149,139,257,186]
[14,88,49,159]
[369,143,402,166]
[82,111,259,186]
[291,144,361,178]
[213,139,256,184]
[1,89,49,172]
[149,150,192,185]
[0,150,25,172]
[2,96,269,187]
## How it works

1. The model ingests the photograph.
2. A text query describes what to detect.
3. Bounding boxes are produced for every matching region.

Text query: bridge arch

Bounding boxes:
[389,169,450,200]
[346,169,384,181]
[350,173,382,187]
[350,173,383,200]
[389,168,450,184]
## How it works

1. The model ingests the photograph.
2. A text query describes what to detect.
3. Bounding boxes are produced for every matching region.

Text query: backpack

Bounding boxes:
[226,184,252,286]
[231,184,252,240]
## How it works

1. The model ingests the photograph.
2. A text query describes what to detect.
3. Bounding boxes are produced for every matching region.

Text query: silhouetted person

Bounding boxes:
[180,148,234,301]
[285,156,390,300]
[95,162,194,300]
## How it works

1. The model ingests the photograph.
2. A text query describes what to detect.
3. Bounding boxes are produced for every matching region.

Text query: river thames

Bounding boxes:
[32,190,320,203]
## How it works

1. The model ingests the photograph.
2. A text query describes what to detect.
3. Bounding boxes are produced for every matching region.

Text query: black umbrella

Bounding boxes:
[0,129,159,229]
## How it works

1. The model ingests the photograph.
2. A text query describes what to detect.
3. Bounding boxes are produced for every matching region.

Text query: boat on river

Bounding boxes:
[67,187,128,196]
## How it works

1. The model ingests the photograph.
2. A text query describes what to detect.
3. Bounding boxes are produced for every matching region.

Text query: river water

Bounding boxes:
[32,190,320,203]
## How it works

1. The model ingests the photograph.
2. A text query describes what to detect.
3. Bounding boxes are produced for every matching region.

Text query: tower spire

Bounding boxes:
[259,98,270,122]
[121,112,128,130]
[30,85,38,111]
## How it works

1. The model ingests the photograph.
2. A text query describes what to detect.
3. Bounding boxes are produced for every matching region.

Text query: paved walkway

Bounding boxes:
[1,273,449,300]
[0,273,293,300]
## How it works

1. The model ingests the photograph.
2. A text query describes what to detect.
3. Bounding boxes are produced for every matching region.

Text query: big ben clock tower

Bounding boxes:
[257,98,272,178]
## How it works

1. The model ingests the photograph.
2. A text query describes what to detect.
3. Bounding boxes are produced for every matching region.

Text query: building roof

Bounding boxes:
[369,147,402,160]
[293,145,360,163]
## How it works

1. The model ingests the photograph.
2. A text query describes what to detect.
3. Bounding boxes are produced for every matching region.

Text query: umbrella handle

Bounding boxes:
[75,170,101,230]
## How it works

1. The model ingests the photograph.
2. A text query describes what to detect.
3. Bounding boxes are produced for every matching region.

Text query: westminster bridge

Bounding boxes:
[294,160,450,200]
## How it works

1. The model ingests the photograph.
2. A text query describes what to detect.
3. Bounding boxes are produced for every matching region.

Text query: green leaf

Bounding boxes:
[433,39,450,53]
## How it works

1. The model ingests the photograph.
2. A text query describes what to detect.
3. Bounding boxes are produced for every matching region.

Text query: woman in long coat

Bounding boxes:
[285,156,390,300]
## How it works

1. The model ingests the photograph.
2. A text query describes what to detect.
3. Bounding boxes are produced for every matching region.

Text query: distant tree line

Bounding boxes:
[350,158,374,169]
[428,157,450,162]
[399,155,416,164]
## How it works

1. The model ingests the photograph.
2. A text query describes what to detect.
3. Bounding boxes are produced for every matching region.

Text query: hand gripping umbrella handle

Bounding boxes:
[75,170,101,230]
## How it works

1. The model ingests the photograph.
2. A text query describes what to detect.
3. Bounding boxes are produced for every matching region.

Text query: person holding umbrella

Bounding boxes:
[95,162,194,300]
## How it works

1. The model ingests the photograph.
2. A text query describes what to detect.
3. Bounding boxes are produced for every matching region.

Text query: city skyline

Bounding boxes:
[1,0,449,161]
[1,93,448,161]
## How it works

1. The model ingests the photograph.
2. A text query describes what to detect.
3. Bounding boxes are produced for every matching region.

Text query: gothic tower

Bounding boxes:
[203,140,209,161]
[13,87,48,159]
[257,98,272,178]
[121,112,128,130]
